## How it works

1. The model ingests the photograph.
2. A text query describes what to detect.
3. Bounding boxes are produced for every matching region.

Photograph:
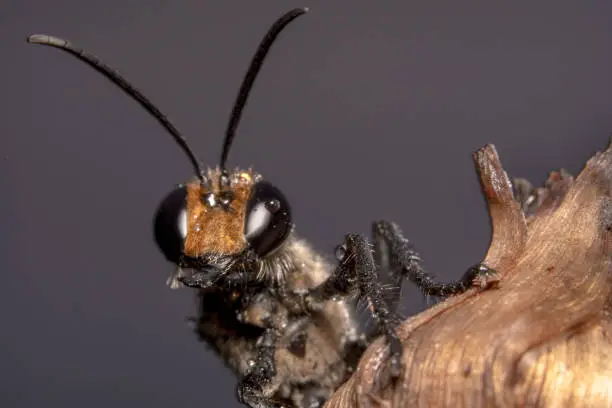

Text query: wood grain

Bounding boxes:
[325,141,612,408]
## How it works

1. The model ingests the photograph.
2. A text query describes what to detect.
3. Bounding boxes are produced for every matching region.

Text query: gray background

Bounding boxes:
[2,1,612,407]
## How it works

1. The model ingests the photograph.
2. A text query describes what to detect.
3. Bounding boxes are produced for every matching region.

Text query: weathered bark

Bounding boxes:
[325,141,612,408]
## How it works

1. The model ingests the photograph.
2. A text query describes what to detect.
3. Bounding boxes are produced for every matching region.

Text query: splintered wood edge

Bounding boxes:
[473,145,527,272]
[531,169,574,219]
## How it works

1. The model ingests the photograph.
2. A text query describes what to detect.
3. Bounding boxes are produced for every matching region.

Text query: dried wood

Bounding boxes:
[325,141,612,408]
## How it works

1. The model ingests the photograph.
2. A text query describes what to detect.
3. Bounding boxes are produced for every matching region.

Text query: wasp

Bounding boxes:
[27,7,498,408]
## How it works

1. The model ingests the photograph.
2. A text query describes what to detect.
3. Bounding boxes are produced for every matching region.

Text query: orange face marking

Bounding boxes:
[183,168,259,258]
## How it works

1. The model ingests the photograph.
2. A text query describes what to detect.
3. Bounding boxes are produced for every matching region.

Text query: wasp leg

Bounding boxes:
[237,329,286,408]
[307,234,404,384]
[371,221,499,303]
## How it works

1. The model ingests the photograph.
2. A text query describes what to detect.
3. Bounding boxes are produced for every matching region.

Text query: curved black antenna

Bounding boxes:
[27,34,205,183]
[220,7,309,171]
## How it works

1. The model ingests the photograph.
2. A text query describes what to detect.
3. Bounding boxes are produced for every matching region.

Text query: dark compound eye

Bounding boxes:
[244,181,293,257]
[153,185,188,264]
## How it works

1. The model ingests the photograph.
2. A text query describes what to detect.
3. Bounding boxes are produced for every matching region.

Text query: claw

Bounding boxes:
[470,263,501,290]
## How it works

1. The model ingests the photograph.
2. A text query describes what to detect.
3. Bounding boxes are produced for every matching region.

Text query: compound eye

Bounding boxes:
[245,181,293,257]
[153,185,188,264]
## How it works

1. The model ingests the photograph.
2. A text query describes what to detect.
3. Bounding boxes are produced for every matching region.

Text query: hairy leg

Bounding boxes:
[371,220,499,306]
[237,329,285,408]
[307,234,404,383]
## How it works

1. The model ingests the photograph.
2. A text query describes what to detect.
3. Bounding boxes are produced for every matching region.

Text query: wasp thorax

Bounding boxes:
[153,168,294,265]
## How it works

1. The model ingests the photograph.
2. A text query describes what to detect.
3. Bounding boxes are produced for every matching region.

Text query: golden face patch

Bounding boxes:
[183,169,260,257]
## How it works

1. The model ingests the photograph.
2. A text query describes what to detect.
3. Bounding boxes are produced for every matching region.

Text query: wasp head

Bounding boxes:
[154,168,294,287]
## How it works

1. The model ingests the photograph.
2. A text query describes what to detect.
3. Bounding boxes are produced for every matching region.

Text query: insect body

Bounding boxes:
[28,8,498,408]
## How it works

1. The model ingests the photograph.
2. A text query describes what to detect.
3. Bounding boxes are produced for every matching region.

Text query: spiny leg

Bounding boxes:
[237,329,285,408]
[236,292,322,408]
[308,234,404,385]
[371,220,499,305]
[371,222,404,313]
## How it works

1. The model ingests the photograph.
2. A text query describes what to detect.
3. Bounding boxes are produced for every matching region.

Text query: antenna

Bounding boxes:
[220,7,309,172]
[27,34,205,182]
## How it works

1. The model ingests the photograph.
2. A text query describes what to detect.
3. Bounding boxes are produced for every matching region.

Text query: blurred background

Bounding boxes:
[2,1,612,407]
